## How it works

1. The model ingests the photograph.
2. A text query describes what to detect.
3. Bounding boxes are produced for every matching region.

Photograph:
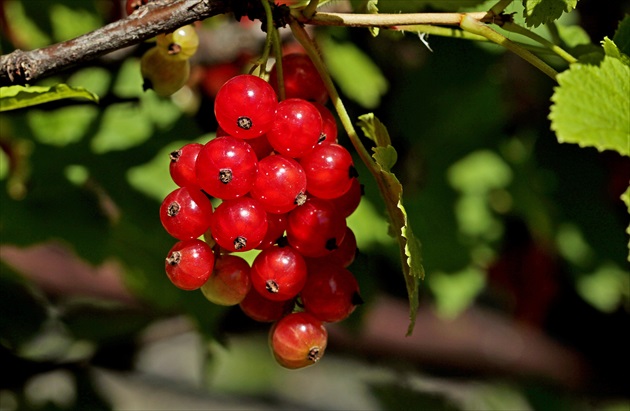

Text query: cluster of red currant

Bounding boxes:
[159,54,363,369]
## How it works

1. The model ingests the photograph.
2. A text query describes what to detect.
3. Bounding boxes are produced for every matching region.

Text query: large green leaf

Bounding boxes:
[549,56,630,156]
[613,15,630,57]
[522,0,578,27]
[357,113,425,336]
[0,84,99,112]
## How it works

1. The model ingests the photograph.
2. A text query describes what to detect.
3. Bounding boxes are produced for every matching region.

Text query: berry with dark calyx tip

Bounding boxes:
[156,25,199,61]
[214,74,278,139]
[250,154,307,214]
[200,254,251,306]
[160,186,213,240]
[209,196,268,252]
[266,98,322,158]
[257,213,288,250]
[301,260,361,322]
[165,239,215,290]
[195,136,258,200]
[300,143,356,200]
[328,177,362,219]
[141,47,190,97]
[250,245,307,301]
[269,312,328,369]
[312,102,338,145]
[286,197,346,258]
[307,226,358,268]
[169,143,203,188]
[240,287,295,322]
[269,53,328,105]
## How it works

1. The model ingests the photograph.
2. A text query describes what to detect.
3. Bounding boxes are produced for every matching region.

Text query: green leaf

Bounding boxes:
[602,37,630,66]
[321,37,388,109]
[357,113,425,336]
[622,184,630,262]
[0,84,99,112]
[613,15,630,57]
[522,0,578,28]
[549,56,630,156]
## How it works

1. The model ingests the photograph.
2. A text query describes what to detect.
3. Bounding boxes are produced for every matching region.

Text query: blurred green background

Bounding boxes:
[1,0,629,410]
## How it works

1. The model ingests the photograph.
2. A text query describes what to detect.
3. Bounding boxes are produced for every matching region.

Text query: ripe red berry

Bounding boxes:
[328,177,362,218]
[301,260,361,322]
[250,154,307,214]
[266,98,322,158]
[159,187,213,240]
[195,136,258,199]
[214,74,278,139]
[200,254,251,305]
[312,102,338,145]
[169,143,203,188]
[209,197,268,252]
[307,226,358,268]
[165,239,215,290]
[286,198,346,258]
[269,312,328,369]
[250,245,307,301]
[240,287,294,322]
[245,134,274,160]
[300,143,356,200]
[257,213,288,249]
[269,54,328,105]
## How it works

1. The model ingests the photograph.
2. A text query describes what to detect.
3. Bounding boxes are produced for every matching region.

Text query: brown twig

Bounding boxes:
[0,0,230,86]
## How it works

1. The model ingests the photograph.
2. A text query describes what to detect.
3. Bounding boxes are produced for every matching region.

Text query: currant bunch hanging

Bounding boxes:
[159,54,363,369]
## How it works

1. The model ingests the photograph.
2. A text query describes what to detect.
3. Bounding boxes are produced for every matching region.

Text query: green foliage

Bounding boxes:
[321,36,389,109]
[549,54,630,156]
[623,185,630,262]
[357,113,425,335]
[522,0,578,27]
[0,84,99,112]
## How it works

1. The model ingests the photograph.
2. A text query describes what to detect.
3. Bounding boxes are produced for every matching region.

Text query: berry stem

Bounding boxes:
[501,22,578,64]
[288,20,373,175]
[460,14,559,81]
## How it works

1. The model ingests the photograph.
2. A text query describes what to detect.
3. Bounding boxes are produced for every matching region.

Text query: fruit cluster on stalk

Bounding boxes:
[159,54,363,369]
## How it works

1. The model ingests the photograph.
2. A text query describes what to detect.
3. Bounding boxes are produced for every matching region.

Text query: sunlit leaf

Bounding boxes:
[0,84,99,112]
[357,113,425,335]
[522,0,578,27]
[549,56,630,156]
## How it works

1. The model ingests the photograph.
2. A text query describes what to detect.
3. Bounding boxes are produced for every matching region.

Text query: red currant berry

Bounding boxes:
[169,143,203,188]
[245,134,274,160]
[300,143,356,200]
[165,239,215,290]
[201,63,242,98]
[301,260,361,322]
[328,177,362,218]
[257,213,288,249]
[159,187,213,240]
[312,102,338,145]
[266,98,322,158]
[269,312,328,369]
[214,74,278,139]
[240,287,295,322]
[269,54,328,105]
[210,197,268,252]
[334,226,358,267]
[286,198,346,258]
[250,245,307,301]
[200,254,251,305]
[195,136,258,199]
[250,154,307,214]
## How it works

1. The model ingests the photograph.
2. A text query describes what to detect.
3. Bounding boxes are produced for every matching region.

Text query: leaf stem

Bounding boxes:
[288,20,375,175]
[502,22,577,64]
[460,15,559,81]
